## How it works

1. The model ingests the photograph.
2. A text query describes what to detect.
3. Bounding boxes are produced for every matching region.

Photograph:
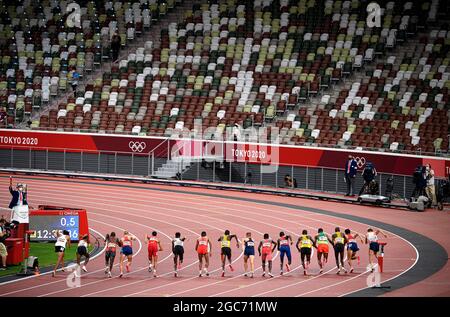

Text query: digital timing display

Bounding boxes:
[30,215,80,241]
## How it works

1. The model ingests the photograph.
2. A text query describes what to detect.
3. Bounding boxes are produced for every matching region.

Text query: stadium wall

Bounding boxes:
[0,129,449,199]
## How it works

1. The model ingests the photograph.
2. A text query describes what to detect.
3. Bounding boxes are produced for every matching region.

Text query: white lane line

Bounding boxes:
[208,252,310,297]
[12,181,364,235]
[0,228,106,290]
[0,222,134,295]
[295,269,371,297]
[252,261,356,297]
[0,179,419,297]
[339,231,420,297]
[37,219,145,297]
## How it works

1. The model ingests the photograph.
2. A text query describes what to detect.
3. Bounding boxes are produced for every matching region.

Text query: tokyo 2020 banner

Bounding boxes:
[0,129,449,178]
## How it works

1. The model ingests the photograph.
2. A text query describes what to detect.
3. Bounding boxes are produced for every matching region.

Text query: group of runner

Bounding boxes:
[51,227,387,278]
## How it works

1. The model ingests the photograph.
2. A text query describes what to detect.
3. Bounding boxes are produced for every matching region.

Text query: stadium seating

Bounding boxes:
[1,0,449,155]
[0,0,177,126]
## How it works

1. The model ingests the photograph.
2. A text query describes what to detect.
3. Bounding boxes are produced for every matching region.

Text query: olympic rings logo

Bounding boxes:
[354,156,366,169]
[129,141,147,153]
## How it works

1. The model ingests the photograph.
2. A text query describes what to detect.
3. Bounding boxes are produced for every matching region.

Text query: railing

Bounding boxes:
[148,138,170,175]
[0,145,425,200]
[8,126,449,158]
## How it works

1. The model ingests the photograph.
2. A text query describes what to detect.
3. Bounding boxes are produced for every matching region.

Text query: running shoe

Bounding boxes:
[250,273,254,278]
[350,268,354,273]
[119,272,123,278]
[148,266,153,273]
[286,264,291,272]
[104,267,109,274]
[304,270,307,276]
[319,268,323,274]
[262,272,266,277]
[199,273,202,277]
[229,265,234,272]
[153,273,158,278]
[280,271,283,276]
[108,272,112,278]
[82,265,88,272]
[61,268,65,272]
[244,273,248,277]
[268,272,274,278]
[52,271,56,277]
[174,272,178,278]
[221,271,225,277]
[206,272,210,277]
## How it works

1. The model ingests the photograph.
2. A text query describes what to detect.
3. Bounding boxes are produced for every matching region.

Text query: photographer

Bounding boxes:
[0,218,8,270]
[284,174,297,189]
[411,165,427,201]
[359,162,377,195]
[425,164,437,207]
[284,174,292,187]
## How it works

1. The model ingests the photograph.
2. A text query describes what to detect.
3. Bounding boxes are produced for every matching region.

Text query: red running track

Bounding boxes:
[0,174,448,297]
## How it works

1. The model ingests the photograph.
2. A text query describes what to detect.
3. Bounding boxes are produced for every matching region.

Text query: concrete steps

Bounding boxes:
[152,154,224,179]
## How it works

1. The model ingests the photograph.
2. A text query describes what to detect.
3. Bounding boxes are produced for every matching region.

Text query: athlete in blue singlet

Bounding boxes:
[241,232,255,278]
[277,231,293,275]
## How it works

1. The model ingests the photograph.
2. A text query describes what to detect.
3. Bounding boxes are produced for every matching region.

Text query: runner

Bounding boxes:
[52,230,71,277]
[365,228,388,272]
[218,230,239,277]
[145,231,163,277]
[195,231,212,277]
[277,231,293,275]
[75,234,90,275]
[241,232,255,278]
[344,228,364,273]
[258,233,277,278]
[296,229,314,275]
[104,232,121,278]
[119,231,136,278]
[331,227,348,274]
[314,228,332,274]
[172,232,185,277]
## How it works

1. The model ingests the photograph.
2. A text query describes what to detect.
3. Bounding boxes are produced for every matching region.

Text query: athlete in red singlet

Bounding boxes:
[146,231,163,277]
[119,231,136,277]
[258,233,277,277]
[195,231,212,277]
